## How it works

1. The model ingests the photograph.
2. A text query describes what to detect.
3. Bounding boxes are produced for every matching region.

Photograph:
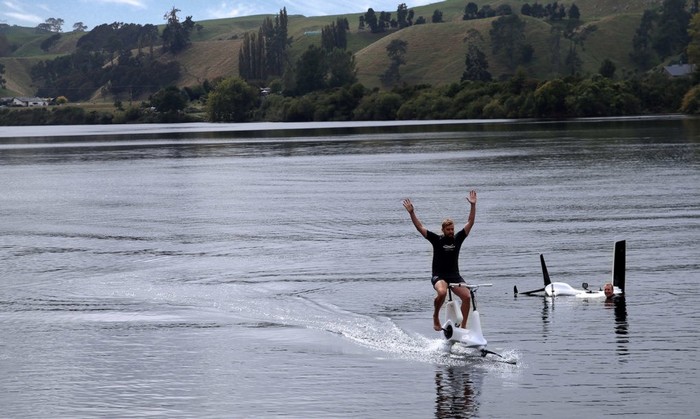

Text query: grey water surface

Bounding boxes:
[1,117,699,418]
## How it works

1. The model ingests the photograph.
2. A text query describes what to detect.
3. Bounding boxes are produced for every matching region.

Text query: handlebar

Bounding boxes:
[448,283,492,289]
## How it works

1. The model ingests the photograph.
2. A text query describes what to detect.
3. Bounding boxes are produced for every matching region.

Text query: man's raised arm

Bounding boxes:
[463,190,477,236]
[403,198,428,238]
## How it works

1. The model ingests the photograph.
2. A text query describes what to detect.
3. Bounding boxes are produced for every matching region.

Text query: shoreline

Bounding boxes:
[0,114,690,140]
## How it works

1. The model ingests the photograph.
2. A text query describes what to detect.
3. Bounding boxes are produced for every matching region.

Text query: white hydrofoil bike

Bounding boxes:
[441,283,515,364]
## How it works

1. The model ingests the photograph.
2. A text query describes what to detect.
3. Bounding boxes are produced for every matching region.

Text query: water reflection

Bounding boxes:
[434,367,479,418]
[541,297,553,338]
[606,296,629,360]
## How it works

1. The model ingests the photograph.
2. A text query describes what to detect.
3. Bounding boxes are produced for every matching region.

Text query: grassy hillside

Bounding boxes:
[170,39,241,87]
[0,0,665,98]
[354,13,640,88]
[0,57,41,95]
[578,13,641,75]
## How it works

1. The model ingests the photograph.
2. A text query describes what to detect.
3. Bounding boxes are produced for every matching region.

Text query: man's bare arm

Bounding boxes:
[463,190,477,236]
[403,198,428,238]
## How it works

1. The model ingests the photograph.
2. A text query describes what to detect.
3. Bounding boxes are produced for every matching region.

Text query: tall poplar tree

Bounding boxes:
[322,18,349,51]
[490,14,528,71]
[652,0,691,59]
[238,8,289,82]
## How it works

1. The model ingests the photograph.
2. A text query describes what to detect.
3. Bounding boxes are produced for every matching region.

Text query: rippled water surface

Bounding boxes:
[1,118,699,417]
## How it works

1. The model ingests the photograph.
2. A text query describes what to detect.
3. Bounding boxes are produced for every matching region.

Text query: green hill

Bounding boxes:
[0,0,667,98]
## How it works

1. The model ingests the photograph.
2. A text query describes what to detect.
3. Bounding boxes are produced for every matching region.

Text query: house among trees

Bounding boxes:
[10,97,50,107]
[664,64,696,78]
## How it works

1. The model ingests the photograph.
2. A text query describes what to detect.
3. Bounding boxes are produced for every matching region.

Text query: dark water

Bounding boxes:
[1,118,699,417]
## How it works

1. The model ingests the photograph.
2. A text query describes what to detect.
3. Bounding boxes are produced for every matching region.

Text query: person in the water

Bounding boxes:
[603,282,615,299]
[403,190,477,331]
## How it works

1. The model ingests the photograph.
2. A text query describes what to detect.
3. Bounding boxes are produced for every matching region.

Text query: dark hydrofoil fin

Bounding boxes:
[540,253,552,287]
[514,253,551,296]
[612,240,626,294]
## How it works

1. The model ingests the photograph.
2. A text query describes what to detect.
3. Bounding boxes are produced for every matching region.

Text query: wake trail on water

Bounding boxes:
[230,292,519,368]
[70,280,520,368]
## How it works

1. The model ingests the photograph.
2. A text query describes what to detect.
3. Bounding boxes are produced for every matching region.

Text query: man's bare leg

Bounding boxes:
[453,287,471,328]
[433,280,448,331]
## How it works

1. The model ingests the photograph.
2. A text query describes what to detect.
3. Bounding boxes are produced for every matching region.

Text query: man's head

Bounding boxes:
[603,282,614,298]
[441,218,455,238]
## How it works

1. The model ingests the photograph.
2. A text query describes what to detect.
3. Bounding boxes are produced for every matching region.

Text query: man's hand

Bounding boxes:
[403,198,414,213]
[467,190,477,205]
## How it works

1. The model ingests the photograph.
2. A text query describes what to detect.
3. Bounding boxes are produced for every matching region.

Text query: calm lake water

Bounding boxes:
[1,117,699,417]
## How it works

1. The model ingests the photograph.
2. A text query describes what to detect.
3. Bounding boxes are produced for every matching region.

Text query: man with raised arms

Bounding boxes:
[403,190,477,331]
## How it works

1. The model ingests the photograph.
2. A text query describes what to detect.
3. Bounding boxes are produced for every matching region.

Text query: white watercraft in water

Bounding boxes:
[441,283,515,363]
[514,240,626,298]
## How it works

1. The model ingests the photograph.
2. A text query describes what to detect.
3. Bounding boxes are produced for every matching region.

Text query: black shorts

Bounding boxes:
[431,275,465,287]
